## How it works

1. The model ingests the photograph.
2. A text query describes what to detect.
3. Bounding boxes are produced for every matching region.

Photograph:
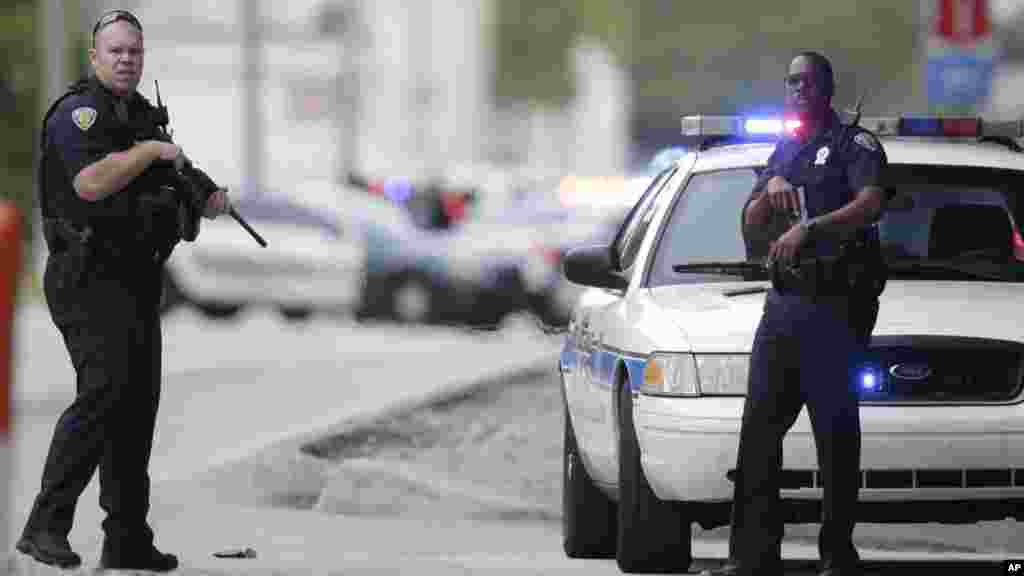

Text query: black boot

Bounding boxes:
[100,538,179,572]
[16,531,82,569]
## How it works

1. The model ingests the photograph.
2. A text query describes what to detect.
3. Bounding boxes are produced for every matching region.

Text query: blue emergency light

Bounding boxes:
[854,363,885,395]
[681,114,1024,147]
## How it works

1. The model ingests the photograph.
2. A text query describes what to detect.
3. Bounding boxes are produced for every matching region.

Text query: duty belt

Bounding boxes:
[771,256,860,300]
[43,218,167,263]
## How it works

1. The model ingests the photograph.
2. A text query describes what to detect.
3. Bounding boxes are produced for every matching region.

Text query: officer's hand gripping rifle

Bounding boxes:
[151,80,267,247]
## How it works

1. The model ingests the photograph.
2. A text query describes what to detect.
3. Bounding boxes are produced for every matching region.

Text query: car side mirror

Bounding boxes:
[563,244,628,291]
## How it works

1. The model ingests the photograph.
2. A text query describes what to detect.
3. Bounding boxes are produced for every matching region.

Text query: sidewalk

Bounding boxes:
[8,304,565,574]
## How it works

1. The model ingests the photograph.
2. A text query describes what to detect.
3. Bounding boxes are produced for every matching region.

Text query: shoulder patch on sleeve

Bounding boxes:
[853,132,879,152]
[71,107,97,131]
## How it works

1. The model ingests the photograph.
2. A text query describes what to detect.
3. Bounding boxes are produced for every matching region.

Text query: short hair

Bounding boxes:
[92,9,143,47]
[794,51,834,99]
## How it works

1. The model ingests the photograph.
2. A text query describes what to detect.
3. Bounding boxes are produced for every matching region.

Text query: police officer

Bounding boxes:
[703,52,889,576]
[17,9,231,572]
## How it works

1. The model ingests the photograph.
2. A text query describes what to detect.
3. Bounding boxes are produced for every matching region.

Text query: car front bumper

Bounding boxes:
[636,395,1024,505]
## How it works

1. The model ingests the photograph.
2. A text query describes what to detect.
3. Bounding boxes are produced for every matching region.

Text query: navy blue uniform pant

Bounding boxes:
[728,289,876,569]
[23,252,162,547]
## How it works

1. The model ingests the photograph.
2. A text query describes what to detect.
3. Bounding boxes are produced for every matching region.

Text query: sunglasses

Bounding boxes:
[92,9,143,39]
[784,73,817,89]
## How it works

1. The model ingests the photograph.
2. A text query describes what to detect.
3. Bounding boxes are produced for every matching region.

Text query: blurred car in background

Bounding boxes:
[348,167,634,330]
[447,178,631,330]
[161,191,365,321]
[344,172,478,325]
[167,168,636,330]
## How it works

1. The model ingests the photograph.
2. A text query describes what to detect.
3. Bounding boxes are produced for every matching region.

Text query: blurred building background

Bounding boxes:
[5,0,1024,280]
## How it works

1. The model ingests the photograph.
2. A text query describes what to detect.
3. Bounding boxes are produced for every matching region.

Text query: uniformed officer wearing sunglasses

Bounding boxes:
[705,52,890,576]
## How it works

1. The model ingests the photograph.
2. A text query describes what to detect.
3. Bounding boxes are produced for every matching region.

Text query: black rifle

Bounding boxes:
[149,80,267,247]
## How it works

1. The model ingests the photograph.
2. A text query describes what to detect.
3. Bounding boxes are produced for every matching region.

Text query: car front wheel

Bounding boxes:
[616,380,692,573]
[562,404,617,558]
[196,300,243,320]
[279,306,313,322]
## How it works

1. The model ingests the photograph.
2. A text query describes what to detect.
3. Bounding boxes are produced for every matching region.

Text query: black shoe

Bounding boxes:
[15,531,82,569]
[100,541,179,572]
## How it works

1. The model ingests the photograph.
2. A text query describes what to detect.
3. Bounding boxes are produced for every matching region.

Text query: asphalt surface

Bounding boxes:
[5,304,1022,574]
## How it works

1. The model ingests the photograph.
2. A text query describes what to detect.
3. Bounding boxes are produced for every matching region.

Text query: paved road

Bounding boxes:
[8,305,560,567]
[6,304,1021,574]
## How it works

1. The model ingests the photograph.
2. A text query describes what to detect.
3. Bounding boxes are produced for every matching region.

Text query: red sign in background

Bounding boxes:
[934,0,992,46]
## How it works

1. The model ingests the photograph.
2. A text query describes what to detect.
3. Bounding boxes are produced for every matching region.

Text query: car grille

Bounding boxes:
[859,336,1024,403]
[730,468,1024,490]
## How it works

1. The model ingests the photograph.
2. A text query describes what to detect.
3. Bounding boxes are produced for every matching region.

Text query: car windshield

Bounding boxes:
[648,162,1024,286]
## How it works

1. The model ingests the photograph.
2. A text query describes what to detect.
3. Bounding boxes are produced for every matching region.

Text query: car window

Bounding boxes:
[614,167,678,270]
[647,163,1024,287]
[649,168,759,286]
[878,166,1024,272]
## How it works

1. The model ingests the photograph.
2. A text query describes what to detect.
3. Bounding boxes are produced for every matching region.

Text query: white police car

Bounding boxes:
[559,114,1024,572]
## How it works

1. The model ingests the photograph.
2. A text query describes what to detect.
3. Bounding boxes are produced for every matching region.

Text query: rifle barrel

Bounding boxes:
[228,207,268,247]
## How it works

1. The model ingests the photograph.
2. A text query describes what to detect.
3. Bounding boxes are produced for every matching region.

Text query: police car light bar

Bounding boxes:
[860,116,1024,140]
[681,114,1024,144]
[680,115,802,141]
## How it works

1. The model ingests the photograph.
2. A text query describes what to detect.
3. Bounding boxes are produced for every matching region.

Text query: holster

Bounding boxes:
[771,256,851,300]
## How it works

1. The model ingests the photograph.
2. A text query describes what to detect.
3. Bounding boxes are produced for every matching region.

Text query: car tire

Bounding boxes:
[616,380,693,573]
[528,291,570,331]
[392,274,436,324]
[562,404,617,558]
[279,306,313,322]
[355,272,391,322]
[196,301,243,320]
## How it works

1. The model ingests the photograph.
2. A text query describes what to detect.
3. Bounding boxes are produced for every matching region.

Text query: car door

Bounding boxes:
[581,167,684,484]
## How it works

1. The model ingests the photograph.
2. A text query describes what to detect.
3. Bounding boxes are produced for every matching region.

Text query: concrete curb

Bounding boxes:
[314,456,560,523]
[155,359,560,514]
[298,361,555,457]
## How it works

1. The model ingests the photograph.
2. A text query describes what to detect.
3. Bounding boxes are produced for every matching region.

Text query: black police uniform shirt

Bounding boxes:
[44,75,167,238]
[752,109,888,260]
[42,76,170,323]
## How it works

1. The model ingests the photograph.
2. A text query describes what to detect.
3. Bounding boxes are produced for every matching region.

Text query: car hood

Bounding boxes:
[647,280,1024,353]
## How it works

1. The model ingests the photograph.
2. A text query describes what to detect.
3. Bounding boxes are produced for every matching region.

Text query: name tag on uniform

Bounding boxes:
[814,146,830,166]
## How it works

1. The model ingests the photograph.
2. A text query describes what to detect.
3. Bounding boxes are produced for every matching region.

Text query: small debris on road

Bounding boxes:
[212,547,257,559]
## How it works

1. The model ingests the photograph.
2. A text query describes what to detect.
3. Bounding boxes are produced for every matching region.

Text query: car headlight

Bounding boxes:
[642,353,699,396]
[694,354,750,395]
[641,353,749,397]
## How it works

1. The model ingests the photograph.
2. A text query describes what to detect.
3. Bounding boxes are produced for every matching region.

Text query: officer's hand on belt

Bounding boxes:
[203,188,232,219]
[764,176,802,221]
